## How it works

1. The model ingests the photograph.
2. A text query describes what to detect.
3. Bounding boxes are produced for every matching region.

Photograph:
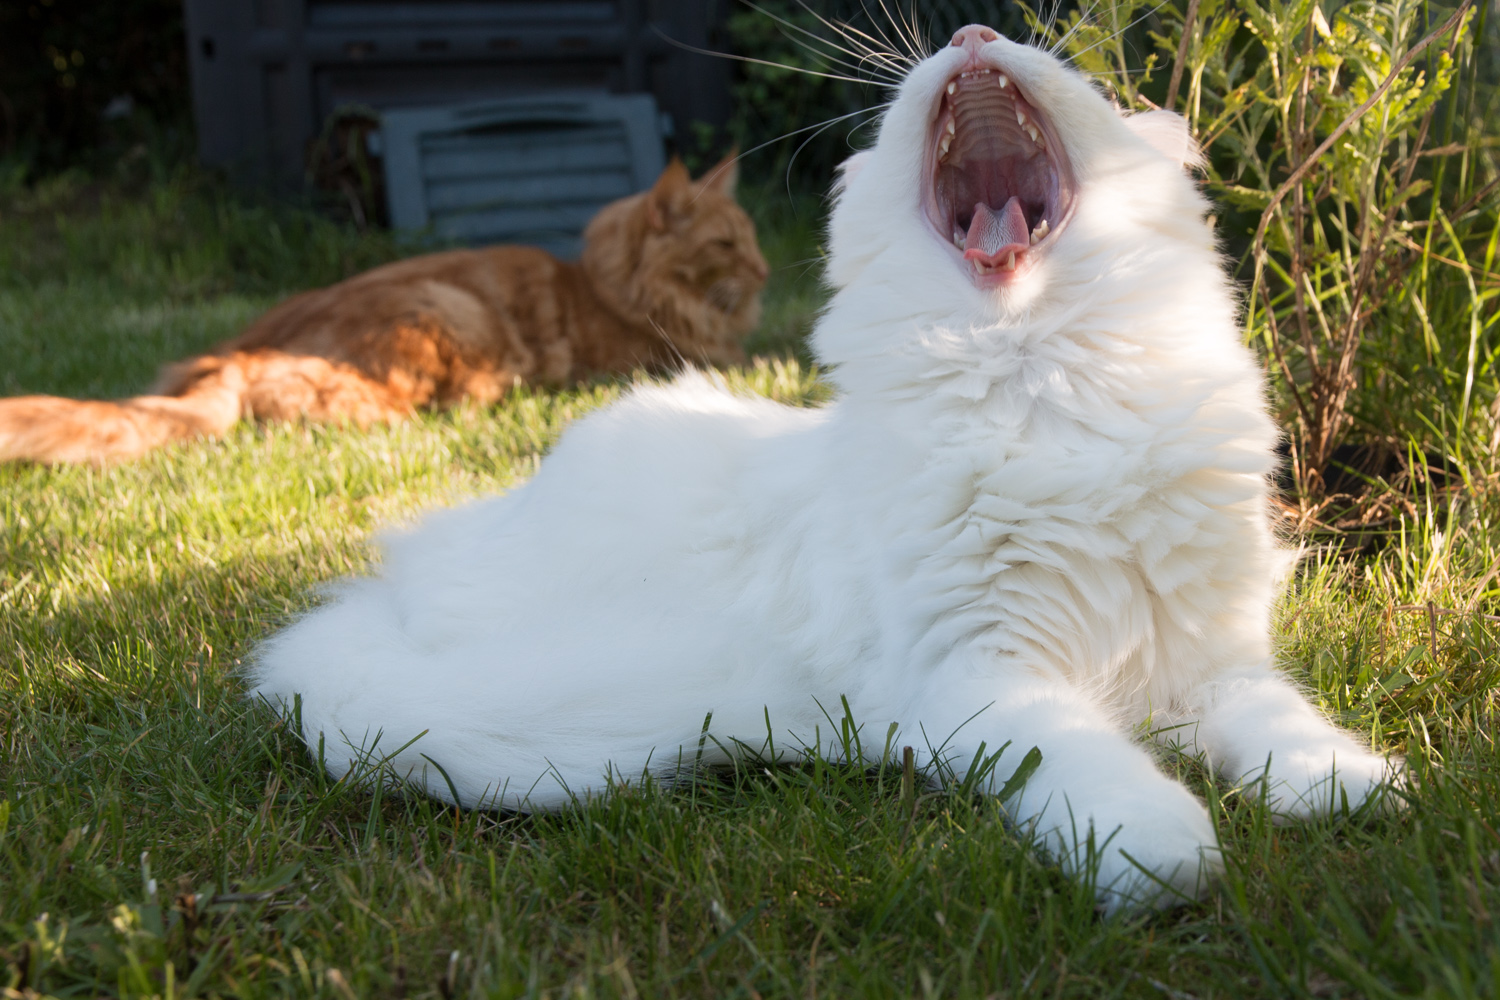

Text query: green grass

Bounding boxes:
[2,168,1500,999]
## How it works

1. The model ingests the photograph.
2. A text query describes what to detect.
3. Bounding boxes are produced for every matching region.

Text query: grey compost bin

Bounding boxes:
[181,1,731,249]
[376,92,666,256]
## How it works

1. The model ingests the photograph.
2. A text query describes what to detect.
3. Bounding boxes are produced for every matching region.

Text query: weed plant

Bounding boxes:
[2,3,1500,996]
[1044,0,1499,511]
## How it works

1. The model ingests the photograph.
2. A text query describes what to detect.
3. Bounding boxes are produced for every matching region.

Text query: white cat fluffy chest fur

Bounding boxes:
[252,25,1393,910]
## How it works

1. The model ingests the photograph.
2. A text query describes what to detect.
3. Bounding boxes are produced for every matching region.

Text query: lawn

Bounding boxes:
[1,167,1499,999]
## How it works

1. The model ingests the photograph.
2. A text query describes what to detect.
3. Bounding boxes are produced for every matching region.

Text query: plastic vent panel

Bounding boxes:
[380,92,665,257]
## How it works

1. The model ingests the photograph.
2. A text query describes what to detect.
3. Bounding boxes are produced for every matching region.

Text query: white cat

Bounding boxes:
[251,24,1394,911]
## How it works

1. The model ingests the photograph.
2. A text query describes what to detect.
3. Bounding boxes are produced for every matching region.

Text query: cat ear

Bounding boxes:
[1122,110,1206,170]
[646,158,693,231]
[696,150,740,197]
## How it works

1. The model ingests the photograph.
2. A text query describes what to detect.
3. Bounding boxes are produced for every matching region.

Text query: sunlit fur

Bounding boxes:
[251,29,1394,912]
[0,157,766,464]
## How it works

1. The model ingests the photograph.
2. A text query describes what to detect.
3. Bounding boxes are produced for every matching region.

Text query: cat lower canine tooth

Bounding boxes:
[253,22,1399,917]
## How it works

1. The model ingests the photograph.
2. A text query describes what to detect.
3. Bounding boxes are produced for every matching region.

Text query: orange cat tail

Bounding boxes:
[0,356,249,464]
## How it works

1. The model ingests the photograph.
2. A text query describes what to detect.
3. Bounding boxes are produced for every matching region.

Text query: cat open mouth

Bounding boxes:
[928,66,1073,283]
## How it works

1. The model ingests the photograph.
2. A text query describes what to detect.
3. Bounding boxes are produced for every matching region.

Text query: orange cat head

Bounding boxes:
[582,154,769,364]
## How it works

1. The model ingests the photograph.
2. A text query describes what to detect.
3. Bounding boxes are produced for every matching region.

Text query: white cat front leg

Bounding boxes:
[1177,667,1398,817]
[910,677,1221,912]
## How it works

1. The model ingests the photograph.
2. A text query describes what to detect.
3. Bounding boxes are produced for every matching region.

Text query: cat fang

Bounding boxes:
[253,24,1397,914]
[931,41,1073,285]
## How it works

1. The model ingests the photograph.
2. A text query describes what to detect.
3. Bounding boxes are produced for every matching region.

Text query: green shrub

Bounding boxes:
[0,0,189,174]
[1041,0,1498,506]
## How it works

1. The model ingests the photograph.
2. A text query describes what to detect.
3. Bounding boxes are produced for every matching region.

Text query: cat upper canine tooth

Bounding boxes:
[1033,218,1050,241]
[997,73,1009,88]
[1025,124,1040,145]
[938,134,952,159]
[1016,108,1028,126]
[947,81,957,95]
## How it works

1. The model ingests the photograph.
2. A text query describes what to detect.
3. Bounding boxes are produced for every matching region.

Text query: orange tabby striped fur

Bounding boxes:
[0,155,767,463]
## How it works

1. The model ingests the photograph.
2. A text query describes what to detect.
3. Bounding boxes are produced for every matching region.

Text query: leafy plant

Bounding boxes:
[0,0,189,173]
[1042,0,1499,510]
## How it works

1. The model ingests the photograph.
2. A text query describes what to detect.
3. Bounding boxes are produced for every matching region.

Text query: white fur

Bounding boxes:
[251,32,1393,911]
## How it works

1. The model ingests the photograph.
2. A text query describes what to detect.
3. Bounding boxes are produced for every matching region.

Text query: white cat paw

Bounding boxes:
[1094,815,1223,914]
[1038,792,1222,914]
[1245,748,1402,819]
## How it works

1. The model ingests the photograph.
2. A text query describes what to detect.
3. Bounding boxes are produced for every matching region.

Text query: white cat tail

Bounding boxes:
[1123,110,1206,170]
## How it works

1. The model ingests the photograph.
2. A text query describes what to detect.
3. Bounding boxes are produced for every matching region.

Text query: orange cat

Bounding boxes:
[0,155,767,463]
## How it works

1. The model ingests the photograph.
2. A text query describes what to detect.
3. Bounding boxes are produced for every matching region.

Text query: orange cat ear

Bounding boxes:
[696,149,740,197]
[646,158,693,230]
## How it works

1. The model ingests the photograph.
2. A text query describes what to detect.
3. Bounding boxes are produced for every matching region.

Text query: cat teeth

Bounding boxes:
[973,250,1020,275]
[939,133,953,160]
[1030,218,1050,245]
[1012,107,1045,148]
[947,81,957,96]
[997,73,1009,88]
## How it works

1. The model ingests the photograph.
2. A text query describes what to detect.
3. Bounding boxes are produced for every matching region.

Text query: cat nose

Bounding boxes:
[950,24,999,51]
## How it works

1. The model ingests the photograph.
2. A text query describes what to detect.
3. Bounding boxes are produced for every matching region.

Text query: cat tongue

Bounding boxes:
[962,197,1030,264]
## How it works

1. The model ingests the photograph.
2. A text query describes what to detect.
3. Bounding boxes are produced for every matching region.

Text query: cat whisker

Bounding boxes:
[1051,0,1175,66]
[790,1,917,75]
[867,0,931,63]
[643,315,692,376]
[849,0,926,69]
[650,25,890,88]
[1027,0,1072,50]
[745,1,911,85]
[739,4,902,86]
[787,255,830,279]
[1043,0,1108,57]
[721,103,892,186]
[781,104,891,197]
[687,101,894,212]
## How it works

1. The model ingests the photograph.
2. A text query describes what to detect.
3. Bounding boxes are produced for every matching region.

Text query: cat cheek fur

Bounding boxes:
[251,26,1396,913]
